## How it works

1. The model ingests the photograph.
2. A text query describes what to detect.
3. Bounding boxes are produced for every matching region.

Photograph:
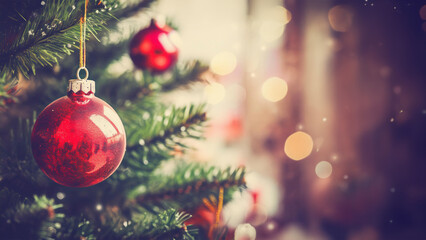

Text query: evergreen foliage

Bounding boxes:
[0,0,245,239]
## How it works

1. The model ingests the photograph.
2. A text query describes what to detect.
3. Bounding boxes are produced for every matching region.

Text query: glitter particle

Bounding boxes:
[57,192,65,200]
[96,204,102,211]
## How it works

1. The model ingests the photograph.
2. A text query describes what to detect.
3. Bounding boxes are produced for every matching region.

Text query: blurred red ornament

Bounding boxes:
[225,115,243,142]
[129,19,180,73]
[185,207,215,227]
[31,79,126,187]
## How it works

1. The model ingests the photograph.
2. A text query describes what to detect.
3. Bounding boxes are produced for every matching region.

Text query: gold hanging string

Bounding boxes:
[204,187,224,239]
[77,0,89,80]
[215,187,224,227]
[79,0,88,68]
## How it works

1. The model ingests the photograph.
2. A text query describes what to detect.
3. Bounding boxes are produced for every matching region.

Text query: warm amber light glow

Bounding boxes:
[210,51,237,76]
[328,5,353,32]
[204,82,226,104]
[261,77,288,102]
[260,6,292,42]
[315,161,333,179]
[284,131,314,161]
[270,6,292,25]
[260,22,285,42]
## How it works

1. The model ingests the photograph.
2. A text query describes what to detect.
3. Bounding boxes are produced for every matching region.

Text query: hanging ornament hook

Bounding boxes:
[76,67,89,80]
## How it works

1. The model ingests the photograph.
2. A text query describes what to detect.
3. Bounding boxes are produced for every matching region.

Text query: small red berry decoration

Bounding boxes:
[31,75,126,187]
[129,19,180,73]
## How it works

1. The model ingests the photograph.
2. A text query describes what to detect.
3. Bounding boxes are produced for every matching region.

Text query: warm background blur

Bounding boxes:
[145,0,426,239]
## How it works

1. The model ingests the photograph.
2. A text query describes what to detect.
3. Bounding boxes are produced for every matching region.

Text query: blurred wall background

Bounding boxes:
[155,0,426,239]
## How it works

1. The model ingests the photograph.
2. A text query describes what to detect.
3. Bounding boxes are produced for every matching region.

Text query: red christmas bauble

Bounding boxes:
[31,80,126,187]
[185,207,215,227]
[129,19,180,73]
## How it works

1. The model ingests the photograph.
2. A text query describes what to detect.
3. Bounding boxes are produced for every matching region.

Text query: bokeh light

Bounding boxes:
[328,5,354,32]
[260,22,285,42]
[315,161,333,179]
[260,6,292,42]
[261,77,288,102]
[284,131,314,161]
[204,82,226,104]
[271,6,292,24]
[210,51,237,75]
[420,5,426,20]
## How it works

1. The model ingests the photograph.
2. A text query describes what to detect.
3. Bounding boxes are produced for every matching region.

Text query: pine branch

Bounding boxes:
[131,209,197,240]
[133,164,246,211]
[0,117,51,194]
[96,60,208,107]
[105,104,207,189]
[160,61,208,92]
[43,216,96,240]
[125,104,207,152]
[0,0,119,79]
[96,209,196,240]
[0,193,64,239]
[112,0,158,21]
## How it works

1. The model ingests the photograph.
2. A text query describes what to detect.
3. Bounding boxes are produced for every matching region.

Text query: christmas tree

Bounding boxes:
[0,0,248,239]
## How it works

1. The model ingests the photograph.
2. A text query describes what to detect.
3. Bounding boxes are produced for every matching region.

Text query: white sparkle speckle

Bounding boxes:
[96,204,102,211]
[41,1,45,5]
[266,221,276,231]
[57,192,65,200]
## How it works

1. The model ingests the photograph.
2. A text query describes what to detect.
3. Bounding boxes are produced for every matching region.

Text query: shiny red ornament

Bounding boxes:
[31,80,126,187]
[129,19,180,73]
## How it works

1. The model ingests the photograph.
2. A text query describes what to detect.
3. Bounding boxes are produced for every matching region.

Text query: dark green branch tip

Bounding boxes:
[136,175,246,204]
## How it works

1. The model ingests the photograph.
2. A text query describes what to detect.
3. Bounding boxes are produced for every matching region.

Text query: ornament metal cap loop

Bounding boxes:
[77,67,89,80]
[67,79,95,94]
[68,67,95,94]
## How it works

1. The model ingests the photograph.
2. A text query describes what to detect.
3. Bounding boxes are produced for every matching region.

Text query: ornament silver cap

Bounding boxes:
[67,67,95,94]
[67,79,95,94]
